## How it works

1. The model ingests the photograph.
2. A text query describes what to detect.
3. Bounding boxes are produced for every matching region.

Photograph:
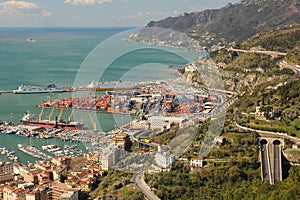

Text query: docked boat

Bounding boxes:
[13,84,65,94]
[17,144,51,160]
[20,111,84,130]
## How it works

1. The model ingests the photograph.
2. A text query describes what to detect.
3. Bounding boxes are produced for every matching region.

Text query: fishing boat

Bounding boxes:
[13,84,65,94]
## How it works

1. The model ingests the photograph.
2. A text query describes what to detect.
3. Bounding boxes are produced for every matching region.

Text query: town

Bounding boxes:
[0,73,234,199]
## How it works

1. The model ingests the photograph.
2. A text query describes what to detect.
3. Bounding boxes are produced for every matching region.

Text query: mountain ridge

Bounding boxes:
[146,0,300,48]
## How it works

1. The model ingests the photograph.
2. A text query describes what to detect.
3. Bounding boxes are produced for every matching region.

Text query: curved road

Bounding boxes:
[133,172,160,200]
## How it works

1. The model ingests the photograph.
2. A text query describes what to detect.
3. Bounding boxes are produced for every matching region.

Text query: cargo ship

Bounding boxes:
[13,84,65,94]
[20,110,84,130]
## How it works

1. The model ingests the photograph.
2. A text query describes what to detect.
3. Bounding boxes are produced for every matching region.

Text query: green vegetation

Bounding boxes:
[90,169,143,200]
[151,123,179,145]
[290,150,300,157]
[286,46,300,65]
[91,12,300,200]
[233,79,300,136]
[145,165,300,200]
[209,25,299,94]
[144,121,300,199]
[240,25,300,53]
[239,25,300,65]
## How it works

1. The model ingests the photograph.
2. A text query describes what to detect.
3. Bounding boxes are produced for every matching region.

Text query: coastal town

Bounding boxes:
[0,0,299,198]
[0,64,233,199]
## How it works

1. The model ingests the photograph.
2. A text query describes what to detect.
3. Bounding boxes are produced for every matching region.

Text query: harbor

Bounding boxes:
[0,123,91,164]
[0,75,232,166]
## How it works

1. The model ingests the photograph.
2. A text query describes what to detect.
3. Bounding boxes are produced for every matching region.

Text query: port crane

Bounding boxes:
[48,107,54,121]
[39,107,44,121]
[67,110,74,123]
[88,113,97,131]
[57,108,64,121]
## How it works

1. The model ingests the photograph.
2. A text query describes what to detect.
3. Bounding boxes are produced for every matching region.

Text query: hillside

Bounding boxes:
[146,0,300,48]
[207,25,299,93]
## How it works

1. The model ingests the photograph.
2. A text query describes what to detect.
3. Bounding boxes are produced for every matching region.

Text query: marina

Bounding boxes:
[17,144,52,160]
[0,123,90,163]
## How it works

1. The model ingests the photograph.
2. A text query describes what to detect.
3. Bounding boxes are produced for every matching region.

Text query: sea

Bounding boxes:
[0,27,202,163]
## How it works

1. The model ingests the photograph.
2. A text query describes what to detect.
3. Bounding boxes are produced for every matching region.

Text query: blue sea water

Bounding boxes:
[0,27,201,163]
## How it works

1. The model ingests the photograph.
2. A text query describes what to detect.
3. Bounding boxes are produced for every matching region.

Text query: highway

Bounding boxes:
[133,172,160,200]
[273,143,281,183]
[228,47,287,56]
[261,143,271,182]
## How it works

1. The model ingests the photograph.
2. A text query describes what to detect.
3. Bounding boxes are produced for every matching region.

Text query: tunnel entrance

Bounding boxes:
[273,140,281,145]
[260,139,268,145]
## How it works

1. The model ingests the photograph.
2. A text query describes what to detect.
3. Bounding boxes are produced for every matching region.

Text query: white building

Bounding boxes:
[99,144,123,170]
[149,115,187,129]
[155,146,176,169]
[190,157,203,167]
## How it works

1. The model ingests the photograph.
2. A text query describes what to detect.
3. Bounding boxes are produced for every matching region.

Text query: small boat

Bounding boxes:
[27,37,36,42]
[13,84,65,94]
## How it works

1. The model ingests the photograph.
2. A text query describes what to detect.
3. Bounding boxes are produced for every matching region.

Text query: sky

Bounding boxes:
[0,0,240,27]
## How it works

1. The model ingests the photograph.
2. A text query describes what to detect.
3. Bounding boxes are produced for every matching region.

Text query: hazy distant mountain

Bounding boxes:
[146,0,300,48]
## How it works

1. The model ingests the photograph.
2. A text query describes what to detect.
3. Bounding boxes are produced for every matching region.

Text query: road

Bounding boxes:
[261,143,271,182]
[228,48,287,56]
[273,143,281,183]
[133,172,160,200]
[235,122,300,145]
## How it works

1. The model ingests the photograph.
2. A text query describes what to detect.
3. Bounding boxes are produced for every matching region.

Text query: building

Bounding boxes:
[58,191,78,200]
[0,173,14,184]
[52,157,71,169]
[0,162,14,174]
[149,115,187,129]
[0,162,14,184]
[52,182,78,200]
[35,162,51,171]
[155,146,176,169]
[53,165,68,181]
[99,145,124,170]
[214,136,225,144]
[3,186,25,200]
[25,185,52,200]
[190,157,203,167]
[24,171,39,184]
[83,153,99,162]
[111,133,131,151]
[37,172,51,185]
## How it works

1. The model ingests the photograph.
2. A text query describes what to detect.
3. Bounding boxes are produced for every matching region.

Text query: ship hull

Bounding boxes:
[20,120,83,130]
[14,90,65,94]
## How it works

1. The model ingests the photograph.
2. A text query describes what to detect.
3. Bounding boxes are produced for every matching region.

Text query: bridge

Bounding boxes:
[259,137,284,184]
